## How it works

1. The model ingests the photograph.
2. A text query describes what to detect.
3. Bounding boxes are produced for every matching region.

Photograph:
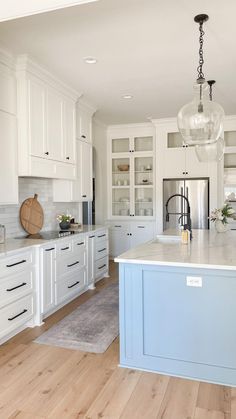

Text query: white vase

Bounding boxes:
[215,220,229,233]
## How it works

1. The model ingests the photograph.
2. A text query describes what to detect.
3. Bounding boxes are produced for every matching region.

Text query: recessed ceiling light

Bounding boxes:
[84,57,97,64]
[122,94,133,99]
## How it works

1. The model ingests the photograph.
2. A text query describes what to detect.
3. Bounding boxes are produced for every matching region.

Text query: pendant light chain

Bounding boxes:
[197,21,205,82]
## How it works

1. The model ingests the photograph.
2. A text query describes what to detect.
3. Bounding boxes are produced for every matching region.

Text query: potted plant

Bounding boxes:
[210,203,235,232]
[57,213,72,230]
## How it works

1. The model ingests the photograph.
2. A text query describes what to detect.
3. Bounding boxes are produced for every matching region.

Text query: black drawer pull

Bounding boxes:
[82,195,87,198]
[89,235,95,239]
[8,309,27,321]
[98,264,106,270]
[98,248,106,253]
[97,234,106,238]
[45,247,55,252]
[6,259,26,268]
[68,281,80,289]
[67,261,79,267]
[77,242,84,246]
[137,226,145,228]
[81,135,86,139]
[7,282,27,292]
[114,225,122,228]
[61,246,69,251]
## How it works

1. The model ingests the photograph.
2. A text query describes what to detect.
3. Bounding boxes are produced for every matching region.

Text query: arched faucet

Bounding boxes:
[165,193,192,240]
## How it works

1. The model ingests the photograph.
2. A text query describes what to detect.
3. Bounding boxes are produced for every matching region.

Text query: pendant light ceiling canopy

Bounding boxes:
[177,14,224,146]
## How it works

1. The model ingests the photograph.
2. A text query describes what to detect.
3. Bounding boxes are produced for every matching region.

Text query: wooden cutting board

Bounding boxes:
[20,194,44,235]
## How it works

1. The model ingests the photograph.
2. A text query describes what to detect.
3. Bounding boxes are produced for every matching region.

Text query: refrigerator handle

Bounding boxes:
[180,186,184,226]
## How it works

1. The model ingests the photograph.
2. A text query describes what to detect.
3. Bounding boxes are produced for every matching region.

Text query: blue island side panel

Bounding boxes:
[119,262,236,387]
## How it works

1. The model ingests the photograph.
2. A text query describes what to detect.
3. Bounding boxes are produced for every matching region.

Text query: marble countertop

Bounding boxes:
[115,229,236,270]
[0,225,106,257]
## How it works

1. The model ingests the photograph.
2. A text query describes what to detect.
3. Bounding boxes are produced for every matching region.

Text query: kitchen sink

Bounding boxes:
[151,235,181,245]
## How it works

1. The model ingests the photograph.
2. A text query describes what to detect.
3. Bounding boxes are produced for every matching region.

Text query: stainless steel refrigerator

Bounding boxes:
[163,178,209,231]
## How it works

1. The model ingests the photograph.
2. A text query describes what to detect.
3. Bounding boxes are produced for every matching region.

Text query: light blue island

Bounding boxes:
[115,230,236,387]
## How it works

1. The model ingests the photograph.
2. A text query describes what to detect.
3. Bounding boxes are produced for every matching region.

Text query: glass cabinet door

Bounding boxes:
[112,138,130,153]
[134,156,154,217]
[134,187,153,217]
[134,136,153,152]
[112,157,131,217]
[134,156,153,186]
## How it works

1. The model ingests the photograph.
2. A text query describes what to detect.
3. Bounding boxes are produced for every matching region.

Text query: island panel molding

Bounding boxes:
[119,262,236,386]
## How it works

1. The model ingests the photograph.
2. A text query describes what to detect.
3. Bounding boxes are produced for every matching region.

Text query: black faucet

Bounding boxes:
[165,193,192,240]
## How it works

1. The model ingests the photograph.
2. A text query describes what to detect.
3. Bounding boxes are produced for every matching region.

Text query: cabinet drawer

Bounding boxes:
[0,270,33,308]
[73,236,86,252]
[56,250,86,279]
[95,256,108,278]
[96,230,108,243]
[56,240,72,257]
[55,269,86,305]
[95,240,108,261]
[0,295,33,339]
[0,250,33,278]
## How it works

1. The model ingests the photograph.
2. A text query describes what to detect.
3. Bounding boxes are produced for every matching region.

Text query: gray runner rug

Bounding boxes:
[34,282,119,353]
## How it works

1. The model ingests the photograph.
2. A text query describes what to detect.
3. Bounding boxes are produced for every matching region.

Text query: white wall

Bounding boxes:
[92,119,107,225]
[0,177,81,238]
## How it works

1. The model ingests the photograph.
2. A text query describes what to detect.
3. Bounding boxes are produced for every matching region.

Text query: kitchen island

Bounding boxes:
[115,230,236,386]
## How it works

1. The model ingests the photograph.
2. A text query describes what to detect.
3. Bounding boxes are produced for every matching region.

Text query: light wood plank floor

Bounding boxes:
[0,261,235,419]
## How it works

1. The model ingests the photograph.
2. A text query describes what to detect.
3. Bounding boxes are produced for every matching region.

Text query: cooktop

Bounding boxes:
[15,230,80,240]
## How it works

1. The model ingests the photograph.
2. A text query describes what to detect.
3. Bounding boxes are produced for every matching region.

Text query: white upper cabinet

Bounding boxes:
[53,100,95,203]
[154,120,209,178]
[76,101,96,143]
[0,51,18,205]
[47,87,64,162]
[0,62,16,115]
[29,77,47,158]
[0,111,18,204]
[64,98,76,164]
[73,140,93,201]
[16,55,78,179]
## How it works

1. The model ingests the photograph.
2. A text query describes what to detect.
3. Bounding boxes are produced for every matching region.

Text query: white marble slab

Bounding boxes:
[0,225,105,257]
[115,229,236,270]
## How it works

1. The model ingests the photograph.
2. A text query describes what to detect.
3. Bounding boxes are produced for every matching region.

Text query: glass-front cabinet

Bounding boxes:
[109,132,155,219]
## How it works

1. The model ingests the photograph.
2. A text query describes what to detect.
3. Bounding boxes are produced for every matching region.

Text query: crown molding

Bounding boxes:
[77,97,97,115]
[16,54,81,101]
[0,46,15,70]
[107,122,153,132]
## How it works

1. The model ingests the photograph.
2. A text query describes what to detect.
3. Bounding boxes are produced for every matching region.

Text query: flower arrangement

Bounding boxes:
[210,203,235,225]
[56,213,72,223]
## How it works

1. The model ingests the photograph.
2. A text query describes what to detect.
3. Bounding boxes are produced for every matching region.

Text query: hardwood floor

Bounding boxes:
[0,261,235,419]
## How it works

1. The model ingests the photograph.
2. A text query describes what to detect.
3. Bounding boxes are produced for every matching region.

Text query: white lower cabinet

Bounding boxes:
[39,228,109,320]
[40,244,56,316]
[0,248,36,344]
[55,268,86,306]
[95,229,109,282]
[108,221,156,258]
[87,233,95,286]
[0,295,34,340]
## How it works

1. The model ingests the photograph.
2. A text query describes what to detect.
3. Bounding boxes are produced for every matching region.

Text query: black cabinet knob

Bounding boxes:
[66,156,70,160]
[82,194,87,198]
[45,151,49,155]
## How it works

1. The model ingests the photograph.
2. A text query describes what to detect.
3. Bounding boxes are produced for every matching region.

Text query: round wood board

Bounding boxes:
[20,194,44,235]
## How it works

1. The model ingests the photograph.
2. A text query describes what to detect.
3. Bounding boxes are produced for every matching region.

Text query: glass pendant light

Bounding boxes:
[195,80,225,162]
[177,14,224,146]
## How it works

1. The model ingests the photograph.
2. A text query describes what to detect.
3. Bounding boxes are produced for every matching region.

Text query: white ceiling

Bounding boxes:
[0,0,98,22]
[0,0,235,125]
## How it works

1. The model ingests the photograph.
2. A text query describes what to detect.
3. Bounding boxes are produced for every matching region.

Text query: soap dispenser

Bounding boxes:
[181,224,189,245]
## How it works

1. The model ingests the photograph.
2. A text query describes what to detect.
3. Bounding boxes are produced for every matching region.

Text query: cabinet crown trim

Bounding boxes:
[16,54,81,101]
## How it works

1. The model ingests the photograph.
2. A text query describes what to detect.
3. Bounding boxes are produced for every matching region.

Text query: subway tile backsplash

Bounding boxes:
[0,177,81,238]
